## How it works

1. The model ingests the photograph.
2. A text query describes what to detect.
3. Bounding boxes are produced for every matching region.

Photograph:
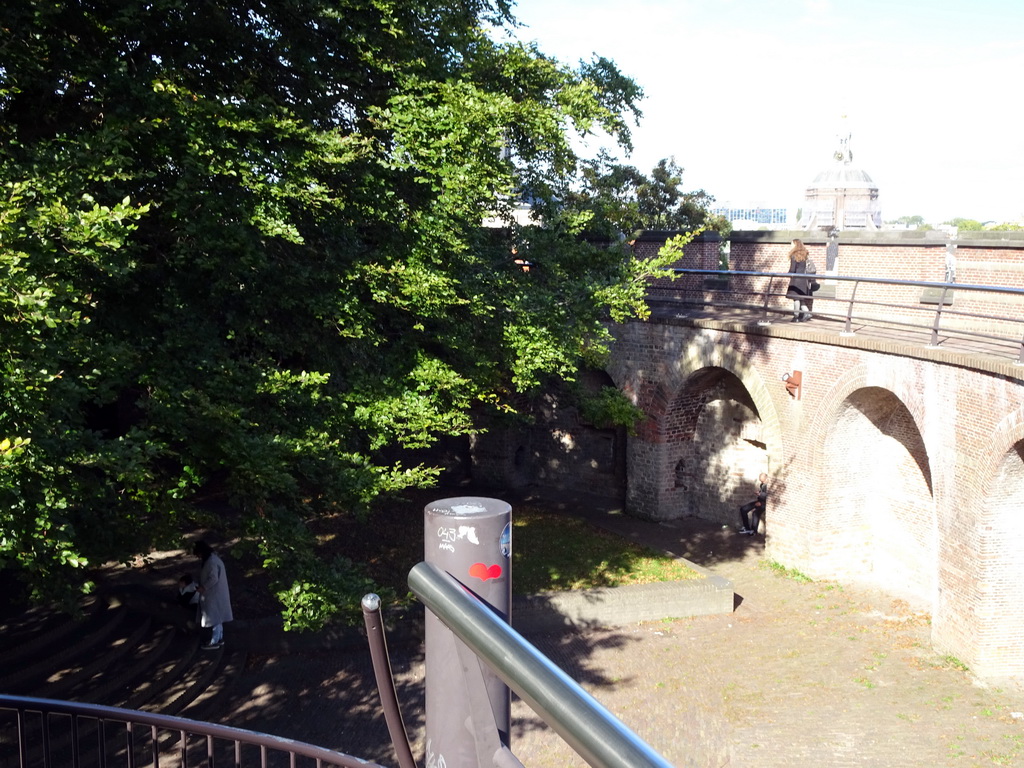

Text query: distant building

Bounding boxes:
[711,205,792,229]
[800,132,882,231]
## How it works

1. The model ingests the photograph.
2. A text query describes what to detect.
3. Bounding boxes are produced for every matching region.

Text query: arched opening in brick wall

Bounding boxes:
[664,366,767,523]
[974,440,1024,676]
[823,387,935,608]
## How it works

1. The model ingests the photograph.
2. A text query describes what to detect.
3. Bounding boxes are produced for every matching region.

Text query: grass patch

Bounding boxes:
[939,654,970,673]
[762,560,813,583]
[310,494,701,601]
[511,506,701,594]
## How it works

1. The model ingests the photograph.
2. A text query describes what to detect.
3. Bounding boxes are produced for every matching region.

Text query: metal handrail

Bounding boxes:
[407,561,673,768]
[0,694,382,768]
[361,594,418,768]
[656,269,1024,364]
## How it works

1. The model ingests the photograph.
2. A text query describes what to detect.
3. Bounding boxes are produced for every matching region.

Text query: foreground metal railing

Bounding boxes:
[3,572,676,768]
[654,269,1024,364]
[359,498,673,768]
[0,695,382,768]
[404,561,673,768]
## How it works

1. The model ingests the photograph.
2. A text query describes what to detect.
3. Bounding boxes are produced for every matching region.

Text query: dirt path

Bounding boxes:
[506,509,1024,768]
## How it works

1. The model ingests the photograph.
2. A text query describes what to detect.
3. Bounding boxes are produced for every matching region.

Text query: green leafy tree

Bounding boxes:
[888,215,926,227]
[944,217,985,231]
[0,0,664,626]
[563,153,728,240]
[640,158,716,232]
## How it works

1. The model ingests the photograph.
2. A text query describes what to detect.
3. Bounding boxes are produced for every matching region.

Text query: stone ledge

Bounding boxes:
[511,562,734,634]
[225,560,734,652]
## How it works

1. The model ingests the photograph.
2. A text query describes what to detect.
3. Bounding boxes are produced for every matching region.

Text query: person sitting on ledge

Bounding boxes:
[738,473,769,536]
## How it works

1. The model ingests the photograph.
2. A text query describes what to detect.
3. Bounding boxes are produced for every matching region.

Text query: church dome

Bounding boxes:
[800,131,881,231]
[809,166,876,189]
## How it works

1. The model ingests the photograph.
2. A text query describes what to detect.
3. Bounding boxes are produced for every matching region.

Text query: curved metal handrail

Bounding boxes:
[407,561,673,768]
[0,694,383,768]
[654,269,1024,364]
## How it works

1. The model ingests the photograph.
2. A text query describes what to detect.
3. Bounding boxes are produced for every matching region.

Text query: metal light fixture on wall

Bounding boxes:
[782,370,802,399]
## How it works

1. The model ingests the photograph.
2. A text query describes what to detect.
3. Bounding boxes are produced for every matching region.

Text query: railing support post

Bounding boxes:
[423,497,512,768]
[361,594,419,768]
[842,280,861,336]
[929,285,950,347]
[409,562,674,768]
[757,276,775,325]
[17,709,29,768]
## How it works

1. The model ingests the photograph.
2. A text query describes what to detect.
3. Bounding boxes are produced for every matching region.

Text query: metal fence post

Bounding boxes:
[424,497,512,768]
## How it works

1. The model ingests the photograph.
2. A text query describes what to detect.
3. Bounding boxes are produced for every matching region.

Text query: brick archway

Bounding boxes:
[610,317,1024,676]
[801,367,936,608]
[822,387,935,606]
[635,329,784,469]
[661,366,769,523]
[941,408,1024,677]
[806,364,932,466]
[610,330,784,522]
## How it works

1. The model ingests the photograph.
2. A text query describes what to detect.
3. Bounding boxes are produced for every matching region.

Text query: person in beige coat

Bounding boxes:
[193,540,233,649]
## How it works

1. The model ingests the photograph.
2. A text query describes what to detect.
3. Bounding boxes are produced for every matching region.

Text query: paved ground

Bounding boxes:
[201,496,1024,768]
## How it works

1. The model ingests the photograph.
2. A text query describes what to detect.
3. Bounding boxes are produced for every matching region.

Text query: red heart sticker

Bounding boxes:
[469,562,503,581]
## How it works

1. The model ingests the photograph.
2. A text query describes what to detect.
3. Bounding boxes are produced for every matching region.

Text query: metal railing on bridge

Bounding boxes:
[651,269,1024,365]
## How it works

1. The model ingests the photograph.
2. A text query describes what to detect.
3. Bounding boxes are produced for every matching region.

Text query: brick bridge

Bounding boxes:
[603,303,1024,681]
[470,230,1024,679]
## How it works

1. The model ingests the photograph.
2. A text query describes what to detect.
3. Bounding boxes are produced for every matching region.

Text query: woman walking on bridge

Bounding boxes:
[786,239,814,322]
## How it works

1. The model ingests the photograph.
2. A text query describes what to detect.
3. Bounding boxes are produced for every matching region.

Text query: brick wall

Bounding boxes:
[466,228,1024,677]
[636,230,724,306]
[469,371,627,499]
[609,318,1024,678]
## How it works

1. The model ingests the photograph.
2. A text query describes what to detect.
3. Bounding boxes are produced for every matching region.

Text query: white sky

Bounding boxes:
[508,0,1024,224]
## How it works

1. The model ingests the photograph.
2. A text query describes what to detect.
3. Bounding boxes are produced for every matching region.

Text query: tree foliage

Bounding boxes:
[562,152,729,240]
[888,215,926,227]
[0,0,678,625]
[952,219,1024,231]
[944,217,985,231]
[888,214,1024,231]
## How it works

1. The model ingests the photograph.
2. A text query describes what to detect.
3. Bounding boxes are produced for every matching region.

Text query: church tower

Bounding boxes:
[800,131,882,230]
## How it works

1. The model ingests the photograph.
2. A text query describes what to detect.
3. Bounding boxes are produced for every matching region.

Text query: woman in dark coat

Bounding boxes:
[785,239,813,322]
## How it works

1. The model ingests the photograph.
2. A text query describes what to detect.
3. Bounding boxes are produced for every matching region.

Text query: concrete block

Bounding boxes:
[511,563,733,634]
